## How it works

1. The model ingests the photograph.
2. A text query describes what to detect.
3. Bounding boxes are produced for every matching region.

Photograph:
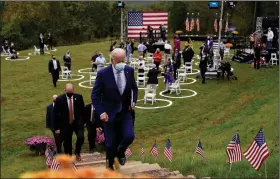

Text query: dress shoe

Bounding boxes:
[76,154,82,161]
[118,157,126,165]
[89,148,94,153]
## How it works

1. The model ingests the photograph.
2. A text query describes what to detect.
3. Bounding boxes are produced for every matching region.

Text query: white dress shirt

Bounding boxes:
[52,60,57,70]
[66,95,75,120]
[96,56,106,67]
[267,30,274,41]
[90,104,95,122]
[112,65,126,95]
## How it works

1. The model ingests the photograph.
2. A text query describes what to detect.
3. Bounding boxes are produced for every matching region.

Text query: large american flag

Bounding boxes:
[150,140,159,159]
[225,16,229,32]
[244,128,270,170]
[196,18,200,32]
[127,11,168,38]
[164,139,172,161]
[125,147,132,158]
[214,18,218,33]
[195,140,205,159]
[185,18,190,32]
[190,18,195,31]
[226,133,242,164]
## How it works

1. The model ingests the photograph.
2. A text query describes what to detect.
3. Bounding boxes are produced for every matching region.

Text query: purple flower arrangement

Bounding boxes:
[25,136,56,155]
[95,131,105,144]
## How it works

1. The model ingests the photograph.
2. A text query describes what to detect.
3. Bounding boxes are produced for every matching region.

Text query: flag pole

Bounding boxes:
[191,140,199,165]
[264,160,267,178]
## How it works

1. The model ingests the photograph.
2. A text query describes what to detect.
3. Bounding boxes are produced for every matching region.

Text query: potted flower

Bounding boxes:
[25,136,56,156]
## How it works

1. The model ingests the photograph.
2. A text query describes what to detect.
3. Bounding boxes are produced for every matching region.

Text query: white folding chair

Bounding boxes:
[34,45,40,55]
[144,84,157,104]
[185,61,193,74]
[146,57,153,64]
[178,68,187,82]
[270,53,278,66]
[137,72,146,86]
[61,66,72,79]
[1,46,9,55]
[89,72,97,85]
[169,79,181,95]
[44,44,49,51]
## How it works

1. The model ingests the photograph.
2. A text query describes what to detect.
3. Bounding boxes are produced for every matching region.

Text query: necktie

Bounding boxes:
[117,72,122,94]
[69,98,73,124]
[91,106,94,123]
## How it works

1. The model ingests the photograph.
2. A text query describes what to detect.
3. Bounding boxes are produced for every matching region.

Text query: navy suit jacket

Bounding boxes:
[46,103,55,130]
[91,64,138,122]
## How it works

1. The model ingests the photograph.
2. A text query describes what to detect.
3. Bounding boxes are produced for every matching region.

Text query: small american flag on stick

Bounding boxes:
[150,140,159,159]
[50,159,60,170]
[164,139,172,161]
[140,145,145,159]
[226,133,242,164]
[125,147,132,158]
[195,140,205,159]
[244,128,270,170]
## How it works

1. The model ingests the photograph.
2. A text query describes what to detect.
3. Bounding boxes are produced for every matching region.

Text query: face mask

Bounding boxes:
[115,63,125,72]
[66,93,73,98]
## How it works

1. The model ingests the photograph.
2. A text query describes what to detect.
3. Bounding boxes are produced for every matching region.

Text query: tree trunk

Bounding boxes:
[252,1,257,32]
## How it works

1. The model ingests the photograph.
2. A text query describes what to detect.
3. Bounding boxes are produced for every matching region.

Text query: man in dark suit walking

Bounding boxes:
[53,83,85,161]
[46,95,62,153]
[84,103,102,153]
[91,48,138,170]
[48,55,61,88]
[172,48,182,80]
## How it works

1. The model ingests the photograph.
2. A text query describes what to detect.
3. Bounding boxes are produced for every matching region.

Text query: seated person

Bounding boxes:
[9,42,18,59]
[63,50,72,70]
[4,40,9,51]
[162,64,174,94]
[138,56,145,69]
[138,63,145,84]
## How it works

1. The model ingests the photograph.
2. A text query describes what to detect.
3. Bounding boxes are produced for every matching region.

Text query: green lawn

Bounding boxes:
[1,40,279,178]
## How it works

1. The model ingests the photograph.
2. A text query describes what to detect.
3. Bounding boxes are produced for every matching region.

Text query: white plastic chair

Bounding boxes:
[144,85,157,104]
[185,61,193,74]
[89,72,97,85]
[1,46,9,55]
[169,79,181,95]
[270,53,278,66]
[61,66,72,79]
[137,72,146,86]
[34,45,40,55]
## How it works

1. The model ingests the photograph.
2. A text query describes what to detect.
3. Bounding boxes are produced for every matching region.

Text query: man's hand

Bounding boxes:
[96,127,103,133]
[129,106,135,110]
[55,130,60,134]
[100,112,108,122]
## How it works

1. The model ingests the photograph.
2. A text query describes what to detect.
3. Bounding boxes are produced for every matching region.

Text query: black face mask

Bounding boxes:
[66,93,73,98]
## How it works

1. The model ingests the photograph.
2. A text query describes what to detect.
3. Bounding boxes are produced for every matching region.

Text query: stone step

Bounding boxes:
[75,160,106,167]
[120,163,150,172]
[76,160,142,170]
[122,163,161,175]
[132,168,175,177]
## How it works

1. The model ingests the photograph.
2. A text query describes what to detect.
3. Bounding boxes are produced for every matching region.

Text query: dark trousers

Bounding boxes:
[254,57,260,69]
[51,129,63,153]
[40,44,44,54]
[62,123,84,155]
[48,40,52,50]
[51,71,59,87]
[154,61,160,71]
[65,63,71,70]
[87,121,97,150]
[173,66,178,80]
[92,64,97,72]
[200,66,207,83]
[104,111,134,168]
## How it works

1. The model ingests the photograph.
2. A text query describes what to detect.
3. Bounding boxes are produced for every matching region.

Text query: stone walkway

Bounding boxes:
[74,152,202,178]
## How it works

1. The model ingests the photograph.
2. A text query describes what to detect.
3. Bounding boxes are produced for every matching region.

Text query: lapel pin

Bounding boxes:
[75,98,77,100]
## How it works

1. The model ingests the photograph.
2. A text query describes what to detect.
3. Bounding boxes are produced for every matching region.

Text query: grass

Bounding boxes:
[1,40,279,178]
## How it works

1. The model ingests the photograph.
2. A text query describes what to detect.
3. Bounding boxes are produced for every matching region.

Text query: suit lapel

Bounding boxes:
[124,67,129,93]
